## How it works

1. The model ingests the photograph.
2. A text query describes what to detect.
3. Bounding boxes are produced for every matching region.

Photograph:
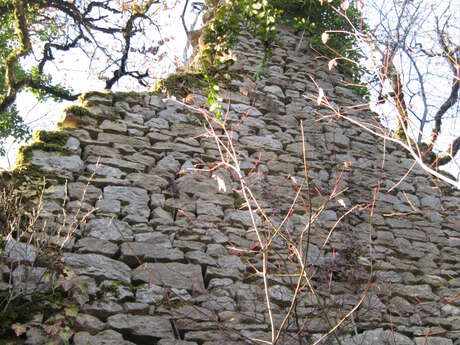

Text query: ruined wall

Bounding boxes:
[2,26,460,345]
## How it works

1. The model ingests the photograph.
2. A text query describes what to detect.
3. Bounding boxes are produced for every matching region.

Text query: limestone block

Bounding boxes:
[132,262,205,290]
[84,218,134,243]
[73,330,136,345]
[63,253,132,283]
[30,150,84,175]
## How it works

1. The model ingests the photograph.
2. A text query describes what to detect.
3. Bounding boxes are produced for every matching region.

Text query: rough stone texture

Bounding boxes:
[30,150,84,176]
[74,330,136,345]
[2,25,460,345]
[132,263,204,290]
[107,314,174,341]
[3,239,37,264]
[63,253,131,283]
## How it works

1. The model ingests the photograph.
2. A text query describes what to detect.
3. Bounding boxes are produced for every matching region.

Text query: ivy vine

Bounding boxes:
[200,0,365,117]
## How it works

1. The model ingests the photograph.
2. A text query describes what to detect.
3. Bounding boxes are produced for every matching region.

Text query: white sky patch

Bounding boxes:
[2,0,203,168]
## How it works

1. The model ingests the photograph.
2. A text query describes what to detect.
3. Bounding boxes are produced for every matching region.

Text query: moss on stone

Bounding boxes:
[112,91,139,102]
[59,105,98,129]
[14,131,70,169]
[234,196,246,209]
[154,71,206,97]
[106,280,135,298]
[63,105,97,119]
[81,90,112,100]
[78,91,114,108]
[32,130,69,146]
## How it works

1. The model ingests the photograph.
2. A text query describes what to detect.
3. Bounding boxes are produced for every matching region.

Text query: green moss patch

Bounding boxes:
[58,105,98,129]
[63,105,97,119]
[14,130,70,169]
[154,71,206,98]
[78,91,113,107]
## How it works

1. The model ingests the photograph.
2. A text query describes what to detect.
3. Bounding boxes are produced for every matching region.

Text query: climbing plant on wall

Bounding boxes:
[200,0,364,116]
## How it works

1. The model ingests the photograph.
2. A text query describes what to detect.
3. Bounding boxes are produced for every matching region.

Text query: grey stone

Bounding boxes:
[93,156,146,172]
[82,300,124,320]
[88,163,125,178]
[100,280,134,301]
[68,182,102,203]
[123,302,149,314]
[158,108,188,123]
[150,193,166,208]
[389,296,415,316]
[134,232,170,244]
[224,210,262,227]
[75,237,119,257]
[196,202,224,217]
[12,266,53,293]
[100,120,128,133]
[73,330,136,345]
[158,340,198,345]
[391,284,438,301]
[25,327,46,345]
[231,103,263,117]
[208,278,233,289]
[103,186,149,221]
[207,244,227,257]
[157,155,181,172]
[240,135,283,151]
[126,173,168,192]
[97,132,149,148]
[135,283,165,304]
[132,263,205,290]
[342,328,414,345]
[120,242,184,266]
[64,136,81,153]
[414,338,452,345]
[84,218,134,243]
[420,195,442,210]
[148,94,164,109]
[107,314,174,340]
[217,255,246,271]
[63,253,131,283]
[30,150,84,174]
[325,129,350,149]
[75,313,106,333]
[263,84,285,99]
[3,239,37,264]
[208,228,228,243]
[185,250,217,266]
[268,285,293,305]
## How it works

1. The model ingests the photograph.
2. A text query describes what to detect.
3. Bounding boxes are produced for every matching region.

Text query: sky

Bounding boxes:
[362,0,460,180]
[1,0,203,167]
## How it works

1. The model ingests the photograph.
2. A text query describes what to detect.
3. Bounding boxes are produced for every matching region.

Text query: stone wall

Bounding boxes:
[1,26,459,345]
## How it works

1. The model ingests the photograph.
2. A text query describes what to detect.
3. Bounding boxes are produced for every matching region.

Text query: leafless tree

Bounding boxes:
[322,0,459,182]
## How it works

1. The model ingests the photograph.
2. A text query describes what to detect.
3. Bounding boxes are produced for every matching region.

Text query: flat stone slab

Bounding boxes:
[120,242,184,267]
[63,253,131,283]
[75,238,119,257]
[74,330,136,345]
[84,218,134,243]
[342,329,414,345]
[224,210,262,227]
[30,150,84,174]
[107,314,174,341]
[3,239,37,264]
[414,337,452,345]
[103,186,149,221]
[132,263,204,290]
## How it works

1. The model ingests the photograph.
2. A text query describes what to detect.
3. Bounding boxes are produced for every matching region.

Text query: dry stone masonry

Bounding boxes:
[1,26,460,345]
